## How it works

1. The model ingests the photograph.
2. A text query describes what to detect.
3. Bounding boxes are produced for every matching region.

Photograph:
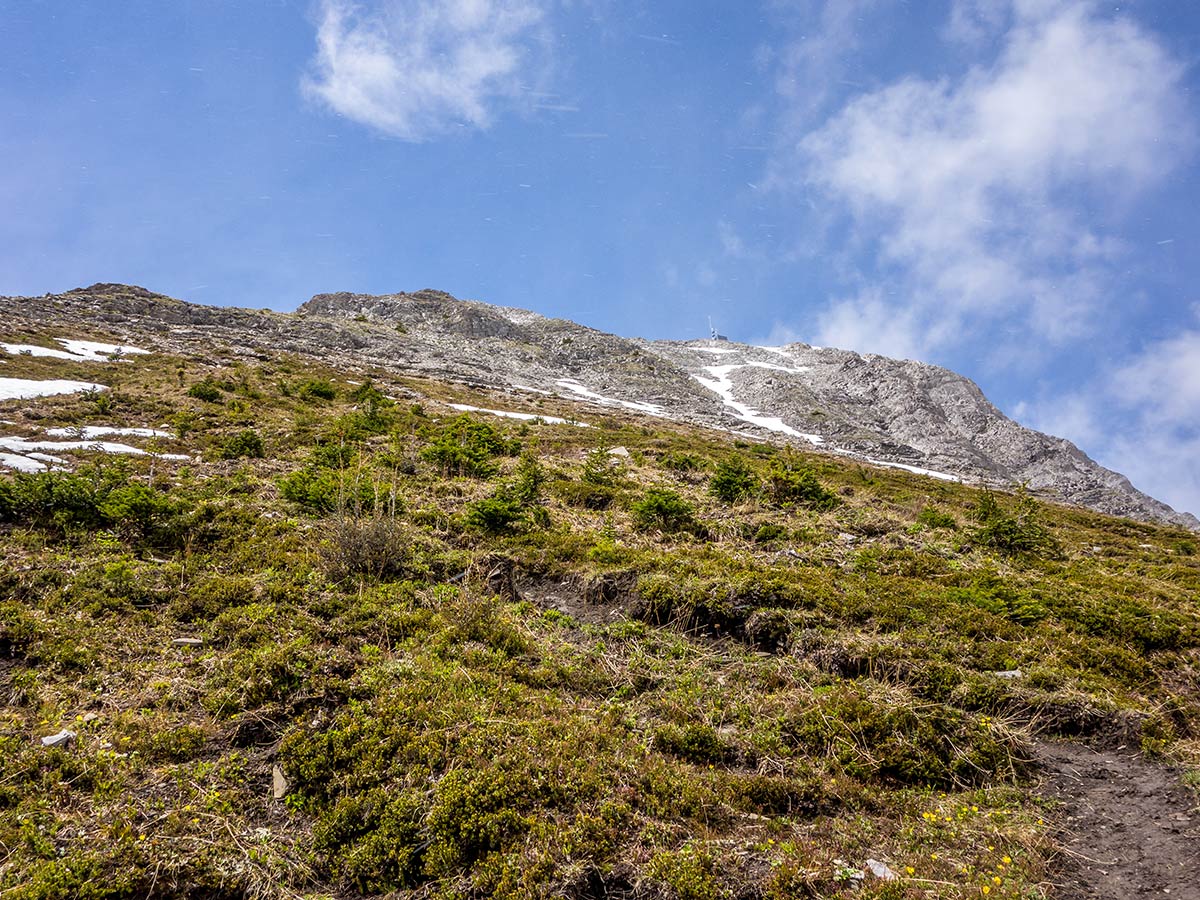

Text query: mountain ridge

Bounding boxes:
[3,282,1194,529]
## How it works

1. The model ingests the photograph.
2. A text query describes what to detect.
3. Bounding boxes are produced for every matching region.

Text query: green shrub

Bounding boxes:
[764,464,837,509]
[581,447,622,486]
[653,723,728,765]
[298,378,337,402]
[709,457,758,503]
[659,451,707,472]
[144,724,208,762]
[218,429,264,460]
[187,379,224,402]
[0,468,118,533]
[99,484,183,546]
[278,467,378,514]
[916,505,958,530]
[509,452,546,505]
[420,415,519,478]
[971,488,1060,558]
[553,479,616,510]
[752,522,789,543]
[311,442,355,469]
[313,788,425,892]
[171,574,257,622]
[630,488,700,534]
[0,601,41,659]
[463,496,526,534]
[647,847,721,900]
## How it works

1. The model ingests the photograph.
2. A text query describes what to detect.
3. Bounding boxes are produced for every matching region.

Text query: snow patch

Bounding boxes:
[0,378,106,400]
[2,344,84,361]
[45,426,175,439]
[0,452,47,472]
[0,436,189,466]
[693,365,823,444]
[744,361,809,375]
[448,403,590,427]
[555,380,667,416]
[58,340,149,360]
[863,457,960,482]
[1,339,148,363]
[26,452,67,464]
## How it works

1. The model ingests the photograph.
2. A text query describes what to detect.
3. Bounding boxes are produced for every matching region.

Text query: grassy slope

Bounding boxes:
[0,340,1198,899]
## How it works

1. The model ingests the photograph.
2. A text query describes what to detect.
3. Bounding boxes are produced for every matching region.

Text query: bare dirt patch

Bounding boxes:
[517,571,643,627]
[1039,740,1200,899]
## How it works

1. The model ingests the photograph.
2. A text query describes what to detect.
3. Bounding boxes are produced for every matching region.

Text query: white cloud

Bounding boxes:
[775,0,1189,359]
[303,0,552,141]
[1105,430,1200,521]
[766,0,892,122]
[943,0,1010,46]
[1111,329,1200,426]
[760,2,1199,515]
[813,288,927,360]
[1022,323,1200,517]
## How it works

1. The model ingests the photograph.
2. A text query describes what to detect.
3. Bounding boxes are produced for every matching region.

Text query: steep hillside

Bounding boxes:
[0,283,1193,529]
[0,309,1198,898]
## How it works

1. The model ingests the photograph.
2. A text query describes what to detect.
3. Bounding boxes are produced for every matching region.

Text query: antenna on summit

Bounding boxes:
[707,316,729,342]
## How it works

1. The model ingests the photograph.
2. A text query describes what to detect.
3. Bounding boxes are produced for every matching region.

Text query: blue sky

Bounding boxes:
[2,0,1199,515]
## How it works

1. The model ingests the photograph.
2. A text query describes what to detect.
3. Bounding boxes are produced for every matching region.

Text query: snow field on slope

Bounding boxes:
[554,380,667,417]
[448,403,590,427]
[0,378,106,400]
[692,365,823,444]
[1,338,149,362]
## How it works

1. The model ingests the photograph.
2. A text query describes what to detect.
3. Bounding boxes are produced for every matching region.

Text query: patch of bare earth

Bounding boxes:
[1039,740,1200,899]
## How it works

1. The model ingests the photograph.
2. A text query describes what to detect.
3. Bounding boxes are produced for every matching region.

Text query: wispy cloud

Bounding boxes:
[302,0,552,141]
[1026,318,1200,515]
[760,1,1198,513]
[763,0,892,123]
[773,0,1189,359]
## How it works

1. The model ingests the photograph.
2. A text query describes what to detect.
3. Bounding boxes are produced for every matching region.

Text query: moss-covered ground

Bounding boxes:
[1,339,1197,898]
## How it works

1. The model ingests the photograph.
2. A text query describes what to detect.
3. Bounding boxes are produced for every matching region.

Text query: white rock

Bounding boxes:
[865,859,898,881]
[40,729,76,747]
[172,637,204,647]
[272,764,288,799]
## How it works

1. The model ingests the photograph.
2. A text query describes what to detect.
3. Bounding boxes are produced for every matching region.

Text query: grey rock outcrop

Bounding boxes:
[1,283,1194,529]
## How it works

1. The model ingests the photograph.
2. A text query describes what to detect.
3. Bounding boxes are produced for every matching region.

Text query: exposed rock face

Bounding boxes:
[2,282,1194,529]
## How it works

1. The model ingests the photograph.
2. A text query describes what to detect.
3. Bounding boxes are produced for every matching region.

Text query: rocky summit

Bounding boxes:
[2,282,1194,528]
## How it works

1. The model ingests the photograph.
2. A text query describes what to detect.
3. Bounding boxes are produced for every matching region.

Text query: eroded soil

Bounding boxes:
[1040,741,1200,899]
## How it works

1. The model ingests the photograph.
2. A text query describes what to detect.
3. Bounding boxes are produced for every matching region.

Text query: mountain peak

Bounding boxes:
[4,285,1195,528]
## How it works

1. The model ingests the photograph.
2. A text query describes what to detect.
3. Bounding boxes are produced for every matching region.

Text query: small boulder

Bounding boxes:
[865,859,898,882]
[40,729,76,748]
[991,669,1023,679]
[272,764,288,800]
